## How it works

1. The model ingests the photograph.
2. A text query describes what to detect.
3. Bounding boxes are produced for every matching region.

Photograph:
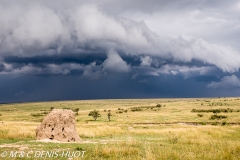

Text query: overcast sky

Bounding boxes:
[0,0,240,103]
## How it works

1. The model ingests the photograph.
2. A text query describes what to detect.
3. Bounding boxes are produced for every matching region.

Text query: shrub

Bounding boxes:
[50,107,54,111]
[107,111,112,121]
[63,107,70,110]
[31,111,48,117]
[213,110,220,115]
[199,122,206,125]
[197,114,203,117]
[156,104,162,108]
[74,108,80,112]
[1,109,15,112]
[192,108,234,113]
[210,115,227,120]
[211,122,218,125]
[76,147,84,151]
[88,110,101,121]
[222,121,227,126]
[31,113,43,117]
[131,107,142,112]
[0,113,2,116]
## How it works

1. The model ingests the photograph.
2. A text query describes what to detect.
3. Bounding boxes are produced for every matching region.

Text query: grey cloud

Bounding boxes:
[0,1,240,75]
[208,75,240,89]
[0,3,70,55]
[133,64,217,79]
[82,62,102,80]
[0,63,84,75]
[121,0,240,47]
[165,36,240,73]
[0,62,5,71]
[103,50,130,73]
[140,56,152,67]
[0,3,159,56]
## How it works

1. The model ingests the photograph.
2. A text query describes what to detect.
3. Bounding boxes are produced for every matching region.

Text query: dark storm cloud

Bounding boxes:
[0,73,232,103]
[1,52,218,79]
[4,53,106,66]
[0,63,5,72]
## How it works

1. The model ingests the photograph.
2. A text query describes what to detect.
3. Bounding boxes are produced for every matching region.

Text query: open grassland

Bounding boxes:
[0,98,240,159]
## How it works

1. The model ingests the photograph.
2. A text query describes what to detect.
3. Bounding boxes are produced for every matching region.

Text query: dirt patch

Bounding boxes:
[36,139,83,143]
[0,144,29,150]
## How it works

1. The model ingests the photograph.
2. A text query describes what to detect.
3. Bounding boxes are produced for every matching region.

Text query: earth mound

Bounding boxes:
[36,109,82,142]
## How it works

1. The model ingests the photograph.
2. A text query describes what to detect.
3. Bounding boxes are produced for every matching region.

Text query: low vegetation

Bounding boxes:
[210,115,228,120]
[191,108,240,113]
[30,111,49,117]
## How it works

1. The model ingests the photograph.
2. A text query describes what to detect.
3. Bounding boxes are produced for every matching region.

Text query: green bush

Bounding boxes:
[76,147,84,151]
[63,107,70,110]
[31,113,43,117]
[211,122,218,125]
[222,121,227,126]
[107,111,112,121]
[197,114,203,117]
[210,115,227,120]
[88,110,101,121]
[192,108,234,113]
[131,107,142,112]
[31,111,49,117]
[74,108,80,112]
[199,122,206,125]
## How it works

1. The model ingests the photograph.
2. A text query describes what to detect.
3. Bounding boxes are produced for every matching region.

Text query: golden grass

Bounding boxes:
[0,122,36,139]
[77,125,126,138]
[0,98,240,159]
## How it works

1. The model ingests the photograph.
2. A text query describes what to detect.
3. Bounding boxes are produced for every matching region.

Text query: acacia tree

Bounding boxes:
[88,110,101,121]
